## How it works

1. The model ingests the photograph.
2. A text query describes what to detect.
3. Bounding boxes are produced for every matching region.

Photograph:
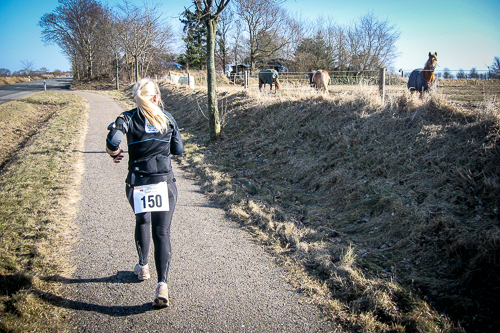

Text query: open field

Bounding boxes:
[436,79,500,106]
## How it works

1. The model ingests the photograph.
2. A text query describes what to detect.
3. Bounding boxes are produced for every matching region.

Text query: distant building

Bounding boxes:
[225,64,251,77]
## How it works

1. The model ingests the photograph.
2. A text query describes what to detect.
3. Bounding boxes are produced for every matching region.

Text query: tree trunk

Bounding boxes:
[115,53,120,90]
[88,56,93,78]
[134,55,139,82]
[206,17,221,141]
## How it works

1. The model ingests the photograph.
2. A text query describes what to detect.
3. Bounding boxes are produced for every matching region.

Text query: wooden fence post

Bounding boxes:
[379,67,386,103]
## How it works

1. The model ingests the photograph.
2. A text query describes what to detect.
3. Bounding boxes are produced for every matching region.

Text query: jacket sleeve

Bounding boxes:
[169,117,183,156]
[106,113,129,156]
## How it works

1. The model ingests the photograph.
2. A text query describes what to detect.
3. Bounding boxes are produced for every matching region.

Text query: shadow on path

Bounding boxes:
[36,271,158,316]
[40,271,141,284]
[1,272,158,317]
[34,290,156,316]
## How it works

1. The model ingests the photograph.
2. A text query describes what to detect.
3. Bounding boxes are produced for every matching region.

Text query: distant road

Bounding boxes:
[0,77,73,104]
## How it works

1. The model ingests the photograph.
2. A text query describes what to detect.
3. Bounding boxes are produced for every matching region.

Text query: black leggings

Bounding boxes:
[126,181,177,283]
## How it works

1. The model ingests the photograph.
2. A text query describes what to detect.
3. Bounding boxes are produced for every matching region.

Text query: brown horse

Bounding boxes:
[309,70,330,93]
[408,52,438,94]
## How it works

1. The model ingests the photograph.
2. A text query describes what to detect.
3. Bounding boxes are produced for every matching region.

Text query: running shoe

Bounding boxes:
[134,263,150,280]
[153,282,169,308]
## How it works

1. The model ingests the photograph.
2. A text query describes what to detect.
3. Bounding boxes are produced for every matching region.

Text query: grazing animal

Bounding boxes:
[259,69,280,93]
[309,70,330,93]
[408,52,438,94]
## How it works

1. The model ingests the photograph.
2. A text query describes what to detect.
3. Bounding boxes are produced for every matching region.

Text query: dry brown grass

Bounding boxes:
[384,78,500,108]
[0,77,52,86]
[437,79,500,107]
[153,80,499,332]
[0,92,88,332]
[0,100,58,169]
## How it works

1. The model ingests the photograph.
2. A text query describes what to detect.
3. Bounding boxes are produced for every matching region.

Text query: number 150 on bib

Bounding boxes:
[133,182,169,214]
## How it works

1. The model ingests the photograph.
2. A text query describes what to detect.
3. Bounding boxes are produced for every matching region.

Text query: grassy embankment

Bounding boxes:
[0,91,88,332]
[153,81,498,333]
[0,77,54,86]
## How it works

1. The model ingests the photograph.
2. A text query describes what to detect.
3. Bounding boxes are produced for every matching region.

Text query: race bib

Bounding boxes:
[133,182,169,214]
[145,118,159,133]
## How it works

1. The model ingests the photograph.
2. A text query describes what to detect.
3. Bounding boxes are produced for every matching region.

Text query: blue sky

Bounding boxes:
[0,0,499,74]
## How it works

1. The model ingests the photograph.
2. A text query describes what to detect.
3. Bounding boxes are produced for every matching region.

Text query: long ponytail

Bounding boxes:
[133,79,169,133]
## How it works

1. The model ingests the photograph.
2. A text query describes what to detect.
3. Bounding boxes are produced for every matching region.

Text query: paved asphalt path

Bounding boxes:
[67,91,337,332]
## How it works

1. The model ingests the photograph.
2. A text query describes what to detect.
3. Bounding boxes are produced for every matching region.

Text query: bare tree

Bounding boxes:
[456,69,466,79]
[0,68,12,77]
[346,12,400,74]
[230,18,244,66]
[235,0,292,72]
[116,1,173,82]
[20,60,36,76]
[101,7,124,89]
[39,0,109,79]
[216,6,233,72]
[193,0,231,141]
[319,18,349,70]
[292,17,343,72]
[443,68,454,79]
[274,12,304,68]
[469,68,479,79]
[332,26,349,70]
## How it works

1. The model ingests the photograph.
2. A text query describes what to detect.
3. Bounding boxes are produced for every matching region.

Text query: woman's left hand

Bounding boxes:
[113,152,124,163]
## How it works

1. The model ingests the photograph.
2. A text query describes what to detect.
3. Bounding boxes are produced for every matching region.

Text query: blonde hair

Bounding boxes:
[133,79,169,133]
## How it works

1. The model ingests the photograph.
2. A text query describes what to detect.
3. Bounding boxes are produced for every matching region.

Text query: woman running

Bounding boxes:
[106,78,183,307]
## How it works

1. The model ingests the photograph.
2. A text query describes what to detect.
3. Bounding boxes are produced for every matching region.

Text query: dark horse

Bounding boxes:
[308,70,330,94]
[408,52,438,94]
[259,69,280,93]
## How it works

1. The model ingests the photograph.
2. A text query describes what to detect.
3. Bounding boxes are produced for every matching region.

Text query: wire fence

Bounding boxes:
[399,69,495,81]
[160,68,499,107]
[217,70,385,89]
[163,68,497,88]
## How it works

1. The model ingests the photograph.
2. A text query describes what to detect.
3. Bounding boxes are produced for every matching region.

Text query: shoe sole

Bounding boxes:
[137,274,150,280]
[153,297,169,308]
[134,266,150,280]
